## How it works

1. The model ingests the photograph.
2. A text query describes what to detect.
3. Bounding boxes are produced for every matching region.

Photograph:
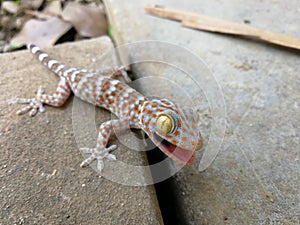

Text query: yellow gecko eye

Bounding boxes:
[156,114,174,134]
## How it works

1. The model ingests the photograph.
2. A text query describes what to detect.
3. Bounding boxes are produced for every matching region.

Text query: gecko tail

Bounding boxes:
[27,44,69,78]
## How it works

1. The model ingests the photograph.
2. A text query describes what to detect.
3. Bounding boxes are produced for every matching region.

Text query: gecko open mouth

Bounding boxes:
[153,132,196,165]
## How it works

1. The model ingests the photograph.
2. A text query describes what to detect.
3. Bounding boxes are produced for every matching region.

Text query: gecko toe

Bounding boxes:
[11,97,45,116]
[97,159,104,171]
[79,146,117,171]
[106,153,116,161]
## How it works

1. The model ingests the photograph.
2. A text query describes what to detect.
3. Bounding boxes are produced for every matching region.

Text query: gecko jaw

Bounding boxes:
[152,132,196,165]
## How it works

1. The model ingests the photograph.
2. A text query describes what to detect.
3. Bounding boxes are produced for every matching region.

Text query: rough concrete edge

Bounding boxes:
[0,36,164,225]
[103,0,131,70]
[54,36,164,225]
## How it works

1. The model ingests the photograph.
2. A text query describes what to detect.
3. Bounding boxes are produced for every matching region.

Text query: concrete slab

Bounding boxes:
[104,1,300,224]
[0,37,163,224]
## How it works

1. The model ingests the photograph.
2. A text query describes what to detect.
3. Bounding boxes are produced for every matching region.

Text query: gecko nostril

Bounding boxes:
[196,138,203,150]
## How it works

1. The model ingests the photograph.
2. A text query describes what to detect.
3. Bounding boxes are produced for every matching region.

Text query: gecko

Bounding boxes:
[10,44,203,171]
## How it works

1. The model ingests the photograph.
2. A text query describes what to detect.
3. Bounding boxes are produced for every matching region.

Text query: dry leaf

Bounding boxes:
[11,17,72,48]
[62,2,107,37]
[2,1,20,14]
[21,0,44,10]
[43,0,62,16]
[25,9,53,20]
[24,1,62,20]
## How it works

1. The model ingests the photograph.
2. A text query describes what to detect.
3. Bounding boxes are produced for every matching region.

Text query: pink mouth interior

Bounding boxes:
[153,133,196,165]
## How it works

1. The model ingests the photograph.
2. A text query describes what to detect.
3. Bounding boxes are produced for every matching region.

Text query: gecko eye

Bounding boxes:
[156,114,174,134]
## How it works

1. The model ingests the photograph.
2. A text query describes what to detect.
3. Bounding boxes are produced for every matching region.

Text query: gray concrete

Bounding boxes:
[0,37,163,224]
[104,0,300,224]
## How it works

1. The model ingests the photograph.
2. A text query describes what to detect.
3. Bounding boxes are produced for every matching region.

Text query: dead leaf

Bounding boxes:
[24,1,62,20]
[2,1,20,14]
[43,0,62,16]
[21,0,44,10]
[10,17,72,48]
[62,2,107,37]
[25,9,53,20]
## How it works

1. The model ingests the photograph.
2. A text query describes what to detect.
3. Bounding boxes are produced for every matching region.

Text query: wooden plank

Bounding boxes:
[145,5,300,50]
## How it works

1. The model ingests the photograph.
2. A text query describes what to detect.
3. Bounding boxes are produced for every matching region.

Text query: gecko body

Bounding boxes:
[12,44,203,171]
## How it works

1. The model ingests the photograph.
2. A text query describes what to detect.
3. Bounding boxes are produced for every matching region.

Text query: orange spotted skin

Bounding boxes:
[13,44,203,171]
[138,99,203,164]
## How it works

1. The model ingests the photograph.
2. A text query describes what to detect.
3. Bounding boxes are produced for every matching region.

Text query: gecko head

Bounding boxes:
[138,99,203,165]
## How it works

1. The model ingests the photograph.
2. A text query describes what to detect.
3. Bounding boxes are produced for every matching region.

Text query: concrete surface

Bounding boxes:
[0,37,163,224]
[104,0,300,224]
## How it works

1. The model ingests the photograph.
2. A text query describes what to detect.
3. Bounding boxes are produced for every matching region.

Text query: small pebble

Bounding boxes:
[0,16,10,27]
[14,17,25,29]
[3,44,12,53]
[51,169,57,176]
[0,32,5,40]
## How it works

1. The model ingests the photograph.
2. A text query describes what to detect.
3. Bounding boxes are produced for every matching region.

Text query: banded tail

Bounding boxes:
[27,44,69,77]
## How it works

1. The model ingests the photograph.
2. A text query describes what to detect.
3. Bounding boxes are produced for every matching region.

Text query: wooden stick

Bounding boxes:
[144,5,300,50]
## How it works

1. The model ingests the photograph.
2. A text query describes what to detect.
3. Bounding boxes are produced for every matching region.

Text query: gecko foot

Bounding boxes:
[7,87,45,116]
[119,68,132,83]
[80,145,117,171]
[112,66,131,83]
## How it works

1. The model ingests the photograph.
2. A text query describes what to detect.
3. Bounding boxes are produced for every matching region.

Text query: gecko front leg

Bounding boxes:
[80,118,130,171]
